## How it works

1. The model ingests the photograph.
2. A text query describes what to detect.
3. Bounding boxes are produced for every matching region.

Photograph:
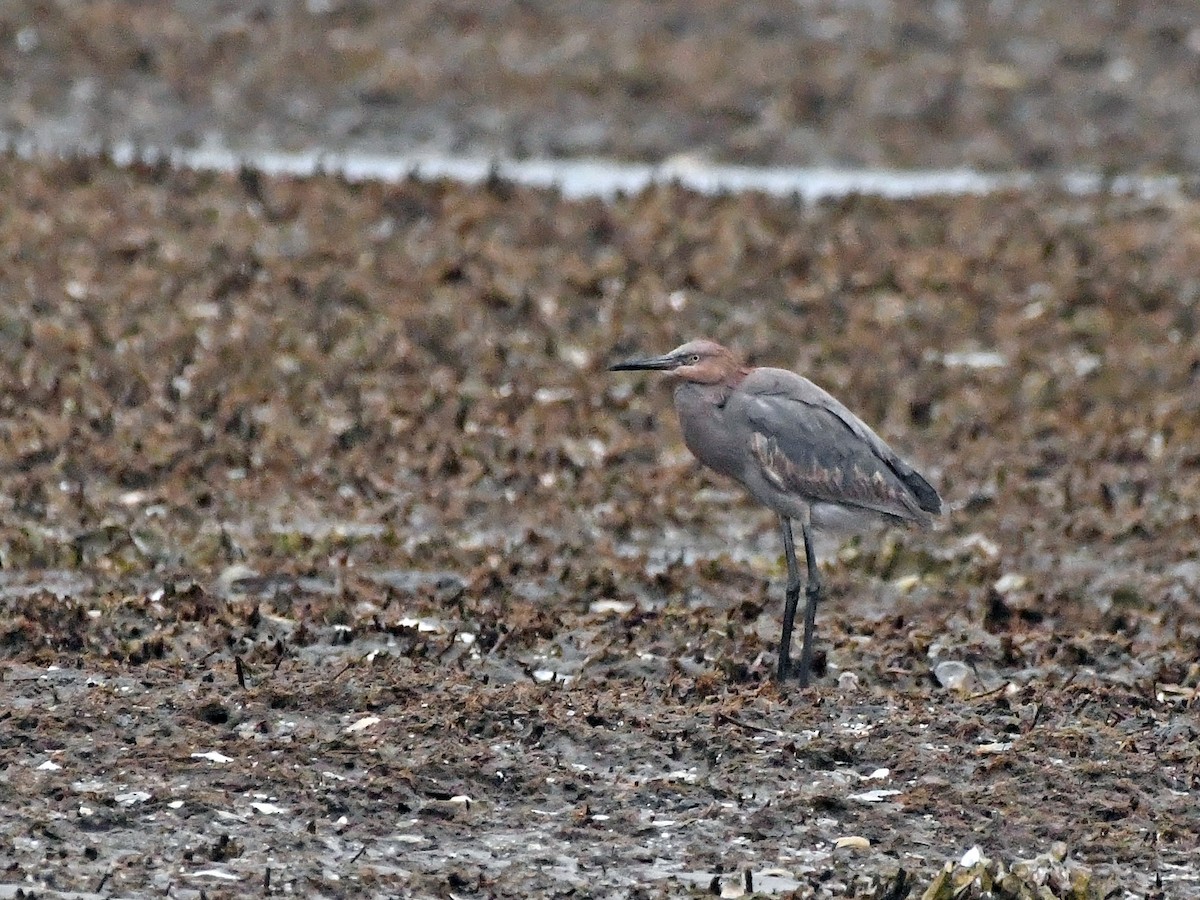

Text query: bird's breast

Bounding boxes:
[673,383,745,480]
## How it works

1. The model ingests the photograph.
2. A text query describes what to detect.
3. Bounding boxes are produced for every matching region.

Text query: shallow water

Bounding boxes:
[14,138,1186,202]
[0,570,93,601]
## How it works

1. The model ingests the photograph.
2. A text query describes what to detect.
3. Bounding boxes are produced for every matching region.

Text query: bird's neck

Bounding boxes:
[682,364,750,389]
[676,378,735,408]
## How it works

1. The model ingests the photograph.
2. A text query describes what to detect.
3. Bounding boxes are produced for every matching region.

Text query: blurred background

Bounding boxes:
[5,0,1200,171]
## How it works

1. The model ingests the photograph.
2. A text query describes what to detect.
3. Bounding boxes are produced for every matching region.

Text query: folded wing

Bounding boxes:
[733,369,941,526]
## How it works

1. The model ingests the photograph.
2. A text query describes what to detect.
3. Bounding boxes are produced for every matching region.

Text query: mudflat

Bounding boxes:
[0,155,1196,896]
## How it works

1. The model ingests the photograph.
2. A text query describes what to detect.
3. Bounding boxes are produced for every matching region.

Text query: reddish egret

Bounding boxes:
[609,339,941,685]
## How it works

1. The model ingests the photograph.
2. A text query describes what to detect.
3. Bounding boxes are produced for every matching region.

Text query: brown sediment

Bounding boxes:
[0,152,1196,896]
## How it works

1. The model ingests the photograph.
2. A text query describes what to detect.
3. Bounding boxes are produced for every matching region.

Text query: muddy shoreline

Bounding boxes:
[0,154,1196,896]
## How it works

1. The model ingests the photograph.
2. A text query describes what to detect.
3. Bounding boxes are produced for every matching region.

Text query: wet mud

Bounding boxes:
[0,154,1197,896]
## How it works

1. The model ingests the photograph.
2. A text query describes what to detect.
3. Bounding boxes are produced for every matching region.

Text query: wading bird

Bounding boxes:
[609,339,941,686]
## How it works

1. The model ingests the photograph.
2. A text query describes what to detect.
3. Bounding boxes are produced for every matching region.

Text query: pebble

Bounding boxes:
[933,660,974,691]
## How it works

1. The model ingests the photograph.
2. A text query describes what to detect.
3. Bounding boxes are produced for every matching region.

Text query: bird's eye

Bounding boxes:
[688,354,701,364]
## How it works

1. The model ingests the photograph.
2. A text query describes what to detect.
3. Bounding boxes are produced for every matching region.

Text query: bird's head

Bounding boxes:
[608,339,743,385]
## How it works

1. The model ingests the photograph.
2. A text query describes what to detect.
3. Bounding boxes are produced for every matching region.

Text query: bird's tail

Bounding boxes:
[901,468,942,516]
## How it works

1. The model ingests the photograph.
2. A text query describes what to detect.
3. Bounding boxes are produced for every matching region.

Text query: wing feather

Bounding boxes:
[735,373,939,525]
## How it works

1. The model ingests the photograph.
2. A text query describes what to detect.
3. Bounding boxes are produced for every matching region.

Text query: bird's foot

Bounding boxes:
[776,657,813,685]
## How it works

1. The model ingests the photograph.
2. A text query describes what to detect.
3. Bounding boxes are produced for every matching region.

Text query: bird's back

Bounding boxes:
[726,367,941,525]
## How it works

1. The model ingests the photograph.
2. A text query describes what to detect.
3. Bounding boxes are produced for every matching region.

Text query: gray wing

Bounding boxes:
[733,368,941,525]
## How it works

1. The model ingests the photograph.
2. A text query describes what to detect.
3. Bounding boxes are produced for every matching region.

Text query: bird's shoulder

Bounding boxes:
[735,368,860,429]
[739,366,826,398]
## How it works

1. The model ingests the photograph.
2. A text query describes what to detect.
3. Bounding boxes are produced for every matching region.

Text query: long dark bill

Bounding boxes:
[607,353,678,372]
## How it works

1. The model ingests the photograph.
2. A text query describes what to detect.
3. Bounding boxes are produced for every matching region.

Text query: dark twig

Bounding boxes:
[716,712,812,742]
[331,658,359,682]
[965,682,1010,702]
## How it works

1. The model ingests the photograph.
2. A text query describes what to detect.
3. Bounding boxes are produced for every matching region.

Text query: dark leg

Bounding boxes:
[796,520,823,687]
[777,517,802,681]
